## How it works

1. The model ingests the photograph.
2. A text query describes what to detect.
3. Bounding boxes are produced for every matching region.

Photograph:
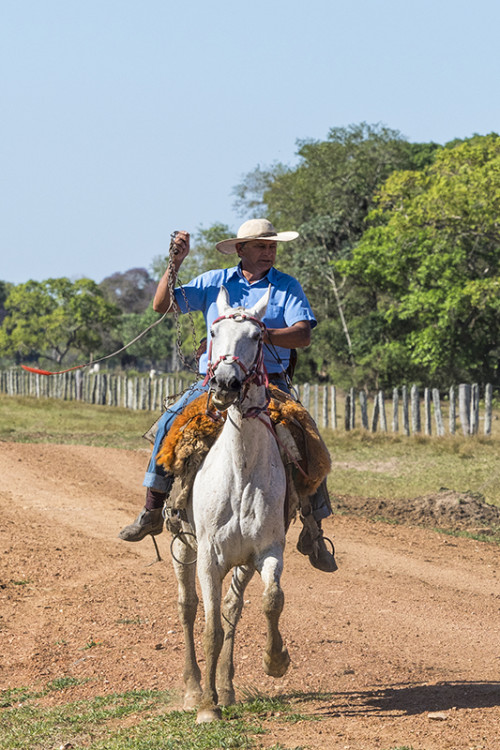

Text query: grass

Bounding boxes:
[0,687,312,750]
[0,394,155,450]
[322,429,500,508]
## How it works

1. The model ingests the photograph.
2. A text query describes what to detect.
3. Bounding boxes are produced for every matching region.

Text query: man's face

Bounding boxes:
[237,240,278,277]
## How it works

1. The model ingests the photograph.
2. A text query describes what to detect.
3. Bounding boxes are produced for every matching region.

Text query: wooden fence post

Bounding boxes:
[321,385,328,428]
[411,385,421,434]
[402,385,410,436]
[379,391,387,432]
[344,391,351,431]
[371,394,379,432]
[449,385,456,435]
[330,385,337,430]
[484,383,492,435]
[313,384,319,424]
[470,383,480,435]
[424,388,432,436]
[392,388,399,433]
[458,383,471,436]
[432,388,445,436]
[349,387,355,430]
[359,390,369,430]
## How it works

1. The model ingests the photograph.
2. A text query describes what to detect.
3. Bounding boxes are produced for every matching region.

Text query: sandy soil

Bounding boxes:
[0,441,499,750]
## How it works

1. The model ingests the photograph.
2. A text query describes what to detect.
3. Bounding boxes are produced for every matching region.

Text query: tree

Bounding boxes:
[338,133,500,387]
[99,268,157,313]
[0,278,121,366]
[233,123,440,383]
[0,281,13,325]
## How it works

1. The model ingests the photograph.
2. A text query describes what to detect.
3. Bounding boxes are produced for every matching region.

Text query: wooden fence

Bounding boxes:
[0,369,495,437]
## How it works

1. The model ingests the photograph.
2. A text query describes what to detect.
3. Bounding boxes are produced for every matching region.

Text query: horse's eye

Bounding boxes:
[210,330,215,338]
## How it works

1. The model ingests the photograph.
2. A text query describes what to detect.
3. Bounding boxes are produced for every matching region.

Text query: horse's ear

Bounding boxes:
[248,284,271,320]
[216,285,232,315]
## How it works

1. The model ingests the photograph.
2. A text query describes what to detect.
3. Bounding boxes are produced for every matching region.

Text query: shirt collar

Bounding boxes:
[227,262,276,285]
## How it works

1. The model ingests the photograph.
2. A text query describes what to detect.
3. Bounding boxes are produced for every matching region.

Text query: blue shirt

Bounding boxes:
[174,264,317,374]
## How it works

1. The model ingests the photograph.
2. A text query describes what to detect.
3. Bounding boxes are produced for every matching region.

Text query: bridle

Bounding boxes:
[202,311,269,416]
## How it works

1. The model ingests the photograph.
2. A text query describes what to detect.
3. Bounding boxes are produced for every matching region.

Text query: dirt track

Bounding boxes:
[1,441,499,749]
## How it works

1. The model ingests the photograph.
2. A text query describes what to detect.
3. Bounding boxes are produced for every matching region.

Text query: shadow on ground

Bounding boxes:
[281,681,500,717]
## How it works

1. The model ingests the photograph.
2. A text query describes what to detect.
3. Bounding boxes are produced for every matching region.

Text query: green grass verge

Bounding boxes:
[0,395,155,450]
[322,429,500,507]
[0,687,313,750]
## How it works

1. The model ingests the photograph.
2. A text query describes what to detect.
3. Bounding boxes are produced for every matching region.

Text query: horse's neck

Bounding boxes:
[240,382,268,416]
[221,384,273,465]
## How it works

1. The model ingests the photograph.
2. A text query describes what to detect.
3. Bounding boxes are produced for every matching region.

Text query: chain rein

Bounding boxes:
[167,232,199,376]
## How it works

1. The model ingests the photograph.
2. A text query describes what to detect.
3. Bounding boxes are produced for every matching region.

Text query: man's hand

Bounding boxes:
[170,230,190,266]
[153,230,190,313]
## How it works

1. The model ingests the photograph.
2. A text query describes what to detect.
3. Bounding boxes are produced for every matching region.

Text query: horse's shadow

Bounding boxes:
[277,681,500,717]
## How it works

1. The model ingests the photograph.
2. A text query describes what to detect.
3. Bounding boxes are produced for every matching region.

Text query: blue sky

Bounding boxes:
[1,0,499,284]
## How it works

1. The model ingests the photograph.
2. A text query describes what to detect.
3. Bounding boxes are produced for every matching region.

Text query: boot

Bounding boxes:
[297,516,338,573]
[118,489,166,542]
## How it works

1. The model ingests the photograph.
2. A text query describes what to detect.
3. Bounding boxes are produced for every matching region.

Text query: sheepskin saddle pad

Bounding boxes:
[155,385,331,514]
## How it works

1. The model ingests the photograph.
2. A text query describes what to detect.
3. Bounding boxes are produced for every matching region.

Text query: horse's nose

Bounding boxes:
[228,377,240,392]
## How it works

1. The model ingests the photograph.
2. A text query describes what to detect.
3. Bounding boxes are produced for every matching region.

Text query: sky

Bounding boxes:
[1,0,499,285]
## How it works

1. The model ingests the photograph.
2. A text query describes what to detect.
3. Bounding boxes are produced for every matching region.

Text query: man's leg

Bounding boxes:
[269,376,337,573]
[118,381,209,542]
[297,480,338,573]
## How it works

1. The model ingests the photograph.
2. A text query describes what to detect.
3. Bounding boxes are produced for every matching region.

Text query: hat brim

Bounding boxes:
[215,231,299,255]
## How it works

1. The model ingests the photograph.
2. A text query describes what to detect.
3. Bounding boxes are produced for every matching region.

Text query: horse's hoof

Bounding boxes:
[217,687,236,706]
[196,706,222,723]
[183,690,202,710]
[263,647,290,678]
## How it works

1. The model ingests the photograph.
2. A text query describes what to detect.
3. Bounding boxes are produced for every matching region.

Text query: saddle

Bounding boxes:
[155,385,331,525]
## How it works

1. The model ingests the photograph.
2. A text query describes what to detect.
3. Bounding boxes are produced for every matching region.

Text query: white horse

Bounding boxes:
[170,285,290,723]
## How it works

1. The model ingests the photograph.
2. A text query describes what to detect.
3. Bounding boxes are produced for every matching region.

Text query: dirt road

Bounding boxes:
[1,441,499,749]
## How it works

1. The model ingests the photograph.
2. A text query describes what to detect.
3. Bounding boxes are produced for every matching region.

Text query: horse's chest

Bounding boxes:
[192,427,286,544]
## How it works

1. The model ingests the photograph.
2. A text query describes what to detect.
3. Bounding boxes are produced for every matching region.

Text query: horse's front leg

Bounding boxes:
[258,548,290,678]
[217,564,255,706]
[171,533,202,710]
[196,547,224,723]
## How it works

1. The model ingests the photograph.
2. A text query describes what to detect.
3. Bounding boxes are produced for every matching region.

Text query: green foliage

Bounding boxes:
[118,305,176,370]
[339,133,500,387]
[0,278,121,366]
[234,123,440,386]
[0,280,13,325]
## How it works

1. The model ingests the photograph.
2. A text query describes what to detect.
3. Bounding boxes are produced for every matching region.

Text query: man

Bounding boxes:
[119,219,337,572]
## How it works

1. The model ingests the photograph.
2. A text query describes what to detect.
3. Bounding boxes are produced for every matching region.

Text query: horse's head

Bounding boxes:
[206,285,270,411]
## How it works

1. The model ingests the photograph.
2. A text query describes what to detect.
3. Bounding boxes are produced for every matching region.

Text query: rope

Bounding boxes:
[20,232,199,378]
[20,311,170,376]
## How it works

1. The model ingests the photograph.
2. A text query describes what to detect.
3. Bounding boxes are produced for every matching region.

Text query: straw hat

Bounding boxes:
[215,218,299,255]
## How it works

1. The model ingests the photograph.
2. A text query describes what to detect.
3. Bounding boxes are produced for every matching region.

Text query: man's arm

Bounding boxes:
[264,320,311,349]
[152,231,190,313]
